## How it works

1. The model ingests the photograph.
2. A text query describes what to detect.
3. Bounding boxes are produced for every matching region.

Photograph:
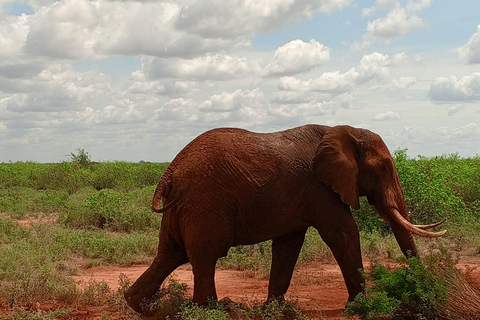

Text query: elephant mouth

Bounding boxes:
[387,207,446,238]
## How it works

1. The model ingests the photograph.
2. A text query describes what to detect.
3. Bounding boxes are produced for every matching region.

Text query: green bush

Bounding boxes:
[345,252,452,319]
[0,161,168,193]
[58,186,160,232]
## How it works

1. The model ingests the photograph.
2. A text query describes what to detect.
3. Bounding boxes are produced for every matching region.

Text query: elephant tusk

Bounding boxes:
[413,218,447,230]
[390,208,447,238]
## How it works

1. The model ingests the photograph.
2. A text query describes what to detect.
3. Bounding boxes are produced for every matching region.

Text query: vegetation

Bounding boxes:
[345,252,451,319]
[0,150,479,319]
[140,278,306,320]
[345,248,480,319]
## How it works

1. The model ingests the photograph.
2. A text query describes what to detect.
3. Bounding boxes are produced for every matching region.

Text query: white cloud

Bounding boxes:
[154,88,267,128]
[0,15,29,63]
[435,123,480,140]
[264,39,330,76]
[429,72,480,102]
[142,54,263,81]
[2,64,111,112]
[447,104,465,116]
[390,76,416,89]
[1,0,350,61]
[278,52,395,94]
[354,0,430,49]
[23,0,100,59]
[373,110,400,121]
[126,73,200,97]
[458,24,480,64]
[175,0,351,39]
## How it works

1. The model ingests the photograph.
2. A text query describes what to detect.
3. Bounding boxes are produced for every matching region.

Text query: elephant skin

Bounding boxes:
[124,124,445,314]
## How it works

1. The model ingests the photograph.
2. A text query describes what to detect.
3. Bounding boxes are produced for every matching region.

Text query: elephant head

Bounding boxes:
[313,125,445,257]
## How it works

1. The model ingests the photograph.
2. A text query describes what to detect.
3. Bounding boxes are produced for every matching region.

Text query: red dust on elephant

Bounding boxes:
[124,124,446,314]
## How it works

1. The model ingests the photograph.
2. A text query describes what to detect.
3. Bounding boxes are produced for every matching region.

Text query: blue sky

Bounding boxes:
[0,0,479,162]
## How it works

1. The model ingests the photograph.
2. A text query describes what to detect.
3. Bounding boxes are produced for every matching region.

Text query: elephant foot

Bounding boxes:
[265,294,286,305]
[124,283,156,314]
[347,290,363,303]
[124,265,165,314]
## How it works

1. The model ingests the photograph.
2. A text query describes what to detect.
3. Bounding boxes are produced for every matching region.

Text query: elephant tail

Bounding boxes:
[152,167,175,213]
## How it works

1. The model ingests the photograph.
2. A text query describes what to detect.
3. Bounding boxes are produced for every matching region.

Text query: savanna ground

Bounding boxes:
[1,149,480,319]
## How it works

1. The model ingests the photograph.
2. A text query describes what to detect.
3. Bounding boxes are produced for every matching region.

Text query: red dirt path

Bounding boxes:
[72,257,480,320]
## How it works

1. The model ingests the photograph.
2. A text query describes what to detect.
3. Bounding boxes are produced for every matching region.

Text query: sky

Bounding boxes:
[0,0,479,163]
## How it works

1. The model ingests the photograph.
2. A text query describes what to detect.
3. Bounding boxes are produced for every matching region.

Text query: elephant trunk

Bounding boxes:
[377,174,446,258]
[389,211,419,257]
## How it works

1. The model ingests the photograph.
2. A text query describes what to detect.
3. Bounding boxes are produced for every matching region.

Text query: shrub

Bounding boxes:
[69,148,92,168]
[179,303,230,320]
[345,251,453,319]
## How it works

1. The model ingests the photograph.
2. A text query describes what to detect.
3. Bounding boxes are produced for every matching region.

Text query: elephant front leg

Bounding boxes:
[315,213,364,302]
[267,230,307,301]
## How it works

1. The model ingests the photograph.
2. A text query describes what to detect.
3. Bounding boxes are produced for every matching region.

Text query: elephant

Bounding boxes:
[124,124,446,314]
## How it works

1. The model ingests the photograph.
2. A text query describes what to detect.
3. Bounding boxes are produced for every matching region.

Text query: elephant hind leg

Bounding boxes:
[190,258,218,305]
[184,222,233,305]
[268,229,307,301]
[124,232,188,314]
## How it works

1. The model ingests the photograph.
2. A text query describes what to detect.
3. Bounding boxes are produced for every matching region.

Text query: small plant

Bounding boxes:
[141,278,188,317]
[255,299,307,320]
[178,301,230,320]
[4,307,73,320]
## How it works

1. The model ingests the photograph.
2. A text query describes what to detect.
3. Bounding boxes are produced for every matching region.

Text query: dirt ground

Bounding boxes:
[7,215,480,319]
[71,256,480,320]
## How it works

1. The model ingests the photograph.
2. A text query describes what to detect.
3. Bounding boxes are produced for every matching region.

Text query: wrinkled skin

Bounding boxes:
[124,125,445,314]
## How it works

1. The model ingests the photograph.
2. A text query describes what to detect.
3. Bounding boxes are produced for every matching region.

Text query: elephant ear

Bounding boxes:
[313,126,361,210]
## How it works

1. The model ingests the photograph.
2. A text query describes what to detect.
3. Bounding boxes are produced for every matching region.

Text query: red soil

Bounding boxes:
[70,257,480,319]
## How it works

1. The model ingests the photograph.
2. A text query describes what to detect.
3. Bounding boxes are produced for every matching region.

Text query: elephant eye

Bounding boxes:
[379,161,390,175]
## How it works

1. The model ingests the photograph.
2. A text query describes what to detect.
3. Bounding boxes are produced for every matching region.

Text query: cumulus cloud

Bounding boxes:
[142,54,263,81]
[435,123,480,140]
[354,0,430,49]
[390,76,416,89]
[0,15,29,63]
[126,73,200,97]
[24,0,99,59]
[1,0,350,61]
[1,64,111,112]
[458,24,480,64]
[155,88,267,127]
[278,52,396,94]
[429,72,480,102]
[175,0,350,39]
[264,39,330,76]
[373,110,400,121]
[129,39,329,91]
